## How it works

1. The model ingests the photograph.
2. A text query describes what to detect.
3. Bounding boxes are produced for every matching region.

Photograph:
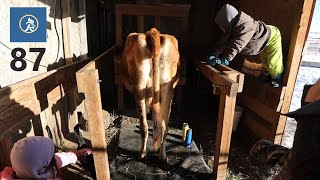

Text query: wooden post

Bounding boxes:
[192,58,242,179]
[115,8,122,46]
[61,0,73,64]
[115,4,124,111]
[61,0,79,132]
[213,70,238,180]
[137,0,144,32]
[76,69,110,180]
[275,0,316,144]
[154,0,160,29]
[214,92,237,180]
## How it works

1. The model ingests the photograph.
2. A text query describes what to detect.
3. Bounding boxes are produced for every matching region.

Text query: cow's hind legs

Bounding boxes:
[136,98,148,159]
[158,83,174,162]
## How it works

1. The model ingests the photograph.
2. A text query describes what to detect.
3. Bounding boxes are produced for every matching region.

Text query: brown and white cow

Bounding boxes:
[120,28,180,161]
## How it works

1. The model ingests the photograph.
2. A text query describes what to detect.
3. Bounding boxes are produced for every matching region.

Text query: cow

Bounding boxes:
[120,28,180,161]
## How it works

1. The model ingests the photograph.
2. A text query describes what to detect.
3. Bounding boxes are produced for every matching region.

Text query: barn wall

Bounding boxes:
[0,0,65,87]
[0,0,88,85]
[0,0,89,163]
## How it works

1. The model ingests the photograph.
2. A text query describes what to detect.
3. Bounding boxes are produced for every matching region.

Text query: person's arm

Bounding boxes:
[54,148,92,169]
[221,21,256,61]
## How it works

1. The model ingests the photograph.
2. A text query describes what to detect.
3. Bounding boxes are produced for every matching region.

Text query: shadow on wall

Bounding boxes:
[37,0,85,23]
[0,53,91,171]
[0,86,37,169]
[38,0,112,57]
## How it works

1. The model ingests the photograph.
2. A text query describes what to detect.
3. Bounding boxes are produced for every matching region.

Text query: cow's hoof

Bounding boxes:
[140,151,147,159]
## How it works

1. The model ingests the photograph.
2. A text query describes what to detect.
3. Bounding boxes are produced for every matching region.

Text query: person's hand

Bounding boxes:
[75,148,92,159]
[219,57,230,66]
[206,56,229,66]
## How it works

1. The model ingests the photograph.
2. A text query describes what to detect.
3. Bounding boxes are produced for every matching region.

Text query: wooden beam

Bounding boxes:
[215,65,244,93]
[137,0,144,32]
[194,57,240,179]
[214,92,237,179]
[240,94,280,126]
[275,0,316,144]
[193,58,238,97]
[61,0,73,62]
[76,69,110,180]
[115,7,122,45]
[115,4,190,17]
[243,75,284,109]
[62,0,78,132]
[153,0,161,29]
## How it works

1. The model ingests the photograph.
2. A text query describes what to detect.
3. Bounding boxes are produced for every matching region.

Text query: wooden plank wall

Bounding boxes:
[0,58,91,169]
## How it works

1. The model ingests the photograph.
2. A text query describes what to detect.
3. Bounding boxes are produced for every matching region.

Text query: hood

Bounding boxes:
[10,136,55,179]
[215,4,239,31]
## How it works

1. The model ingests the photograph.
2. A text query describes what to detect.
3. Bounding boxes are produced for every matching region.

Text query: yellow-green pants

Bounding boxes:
[260,25,284,79]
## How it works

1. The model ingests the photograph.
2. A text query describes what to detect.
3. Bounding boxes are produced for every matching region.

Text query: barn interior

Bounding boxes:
[0,0,316,179]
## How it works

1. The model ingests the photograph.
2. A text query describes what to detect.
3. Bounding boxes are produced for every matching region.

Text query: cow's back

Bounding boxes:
[120,33,153,93]
[159,34,180,88]
[121,32,180,97]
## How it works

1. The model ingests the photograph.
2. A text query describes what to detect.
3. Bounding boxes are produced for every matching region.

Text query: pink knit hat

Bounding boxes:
[10,136,56,178]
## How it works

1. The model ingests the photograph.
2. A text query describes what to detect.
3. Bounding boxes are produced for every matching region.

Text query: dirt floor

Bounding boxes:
[102,70,284,180]
[59,65,320,179]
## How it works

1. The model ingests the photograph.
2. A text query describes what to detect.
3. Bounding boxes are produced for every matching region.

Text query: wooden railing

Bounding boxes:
[0,47,115,179]
[193,57,244,180]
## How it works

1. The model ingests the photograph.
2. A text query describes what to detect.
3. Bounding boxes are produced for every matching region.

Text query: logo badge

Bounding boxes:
[10,7,46,42]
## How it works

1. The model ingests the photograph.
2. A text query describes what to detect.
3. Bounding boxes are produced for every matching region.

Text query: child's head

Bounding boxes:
[215,4,239,32]
[10,136,56,179]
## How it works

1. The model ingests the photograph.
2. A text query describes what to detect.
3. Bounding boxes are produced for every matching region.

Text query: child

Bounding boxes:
[207,4,284,87]
[0,136,91,179]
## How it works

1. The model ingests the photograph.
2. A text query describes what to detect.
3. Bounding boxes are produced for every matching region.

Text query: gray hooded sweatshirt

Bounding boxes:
[214,4,271,61]
[10,136,56,178]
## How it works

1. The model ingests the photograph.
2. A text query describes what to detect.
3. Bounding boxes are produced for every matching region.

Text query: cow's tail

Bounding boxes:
[146,28,161,104]
[146,28,162,151]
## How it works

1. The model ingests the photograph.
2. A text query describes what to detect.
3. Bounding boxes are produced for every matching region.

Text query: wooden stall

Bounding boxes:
[0,0,317,179]
[0,56,111,179]
[113,2,245,179]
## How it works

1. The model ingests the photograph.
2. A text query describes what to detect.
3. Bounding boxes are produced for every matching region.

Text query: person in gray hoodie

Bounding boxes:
[208,4,284,87]
[0,136,92,179]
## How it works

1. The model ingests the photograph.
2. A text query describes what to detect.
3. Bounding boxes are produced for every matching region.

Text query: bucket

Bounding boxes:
[233,105,243,132]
